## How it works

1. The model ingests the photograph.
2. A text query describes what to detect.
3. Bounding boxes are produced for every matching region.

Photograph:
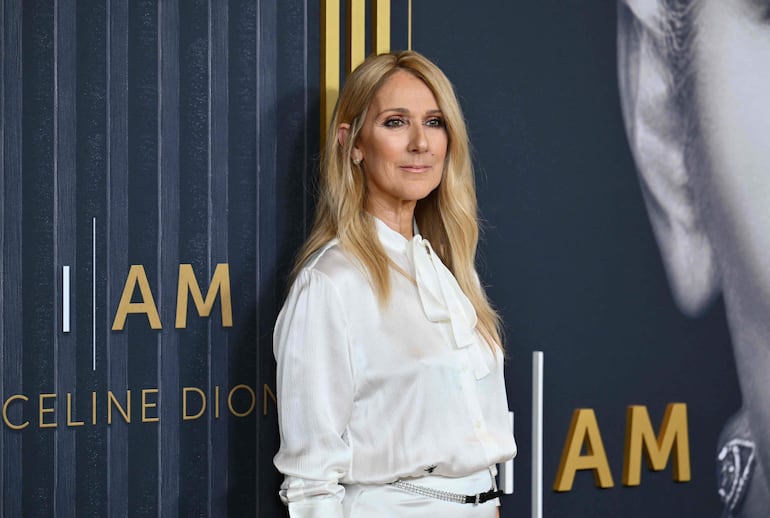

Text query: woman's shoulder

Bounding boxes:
[296,239,367,288]
[280,240,374,329]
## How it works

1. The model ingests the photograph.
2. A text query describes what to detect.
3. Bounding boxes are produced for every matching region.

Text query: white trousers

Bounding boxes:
[342,469,499,517]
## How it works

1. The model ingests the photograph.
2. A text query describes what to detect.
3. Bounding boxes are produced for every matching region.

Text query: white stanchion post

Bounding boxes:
[499,411,514,494]
[92,217,97,370]
[532,351,543,518]
[63,266,71,333]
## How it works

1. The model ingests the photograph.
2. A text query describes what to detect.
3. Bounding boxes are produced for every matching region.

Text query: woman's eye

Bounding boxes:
[383,118,406,128]
[425,117,444,128]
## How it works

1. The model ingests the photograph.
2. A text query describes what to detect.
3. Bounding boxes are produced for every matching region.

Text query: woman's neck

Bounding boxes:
[366,201,416,239]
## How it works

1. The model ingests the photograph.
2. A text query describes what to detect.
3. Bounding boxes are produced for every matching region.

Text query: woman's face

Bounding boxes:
[354,70,447,217]
[690,0,770,307]
[690,0,770,484]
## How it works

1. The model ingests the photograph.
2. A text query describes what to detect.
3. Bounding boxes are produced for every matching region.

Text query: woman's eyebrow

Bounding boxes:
[376,107,409,116]
[376,107,443,117]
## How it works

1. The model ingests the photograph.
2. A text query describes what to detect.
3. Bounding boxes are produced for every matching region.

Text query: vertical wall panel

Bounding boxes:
[157,0,181,515]
[262,0,320,512]
[126,0,159,514]
[106,0,130,516]
[1,1,3,509]
[276,0,315,271]
[0,4,4,511]
[21,0,55,512]
[1,1,23,516]
[75,0,109,516]
[255,1,278,516]
[53,0,78,515]
[208,0,230,515]
[226,0,257,514]
[178,0,209,515]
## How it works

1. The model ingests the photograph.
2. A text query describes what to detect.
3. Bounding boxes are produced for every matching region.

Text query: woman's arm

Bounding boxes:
[273,269,355,518]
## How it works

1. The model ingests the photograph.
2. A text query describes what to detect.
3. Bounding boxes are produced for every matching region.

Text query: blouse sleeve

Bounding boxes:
[273,268,354,518]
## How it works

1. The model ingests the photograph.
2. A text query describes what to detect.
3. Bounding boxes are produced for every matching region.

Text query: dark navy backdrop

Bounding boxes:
[412,2,740,517]
[2,0,318,516]
[1,1,741,517]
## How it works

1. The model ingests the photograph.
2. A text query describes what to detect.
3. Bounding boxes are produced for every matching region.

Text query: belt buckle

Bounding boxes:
[474,493,481,505]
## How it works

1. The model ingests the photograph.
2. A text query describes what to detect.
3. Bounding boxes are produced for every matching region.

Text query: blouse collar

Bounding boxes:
[372,214,491,380]
[372,215,412,254]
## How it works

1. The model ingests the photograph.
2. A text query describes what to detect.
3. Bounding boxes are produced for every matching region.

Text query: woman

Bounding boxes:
[273,50,516,517]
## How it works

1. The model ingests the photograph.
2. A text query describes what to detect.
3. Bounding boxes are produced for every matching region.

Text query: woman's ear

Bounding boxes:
[338,122,351,147]
[617,0,719,316]
[338,123,363,164]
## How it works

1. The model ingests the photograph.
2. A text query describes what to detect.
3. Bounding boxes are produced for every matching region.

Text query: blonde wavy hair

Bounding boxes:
[293,50,503,350]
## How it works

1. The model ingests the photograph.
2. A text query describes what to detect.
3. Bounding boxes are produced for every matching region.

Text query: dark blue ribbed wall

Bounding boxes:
[3,1,745,517]
[1,1,318,515]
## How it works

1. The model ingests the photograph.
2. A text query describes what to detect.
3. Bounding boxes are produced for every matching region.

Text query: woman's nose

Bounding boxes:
[409,124,429,153]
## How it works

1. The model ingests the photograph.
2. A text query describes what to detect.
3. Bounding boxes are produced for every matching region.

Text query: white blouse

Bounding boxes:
[273,217,517,517]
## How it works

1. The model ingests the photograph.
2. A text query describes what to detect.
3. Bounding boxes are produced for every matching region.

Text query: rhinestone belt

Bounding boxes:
[390,480,503,505]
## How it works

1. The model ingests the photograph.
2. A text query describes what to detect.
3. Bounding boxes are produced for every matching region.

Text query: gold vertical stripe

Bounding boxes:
[321,0,341,144]
[372,0,390,55]
[408,0,412,50]
[346,0,366,74]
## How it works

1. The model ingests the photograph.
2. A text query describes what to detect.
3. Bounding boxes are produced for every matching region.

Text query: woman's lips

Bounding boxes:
[400,165,431,173]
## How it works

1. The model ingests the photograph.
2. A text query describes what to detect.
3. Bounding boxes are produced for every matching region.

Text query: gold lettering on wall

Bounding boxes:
[623,403,690,485]
[141,389,160,423]
[3,395,29,430]
[112,265,162,330]
[0,385,268,429]
[39,393,57,429]
[553,408,614,491]
[67,393,84,427]
[112,263,233,331]
[175,263,233,328]
[108,390,131,424]
[228,384,256,417]
[183,387,207,420]
[263,383,277,416]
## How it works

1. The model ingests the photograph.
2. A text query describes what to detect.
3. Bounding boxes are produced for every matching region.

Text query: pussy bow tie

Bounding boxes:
[407,235,491,380]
